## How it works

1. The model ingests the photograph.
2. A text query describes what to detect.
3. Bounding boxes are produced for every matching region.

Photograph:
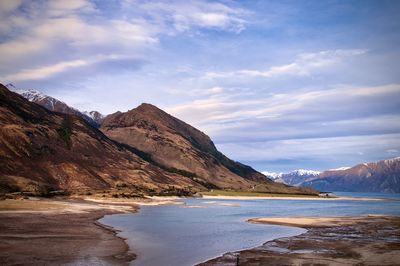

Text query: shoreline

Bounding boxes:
[198,215,400,265]
[201,194,386,201]
[0,197,160,265]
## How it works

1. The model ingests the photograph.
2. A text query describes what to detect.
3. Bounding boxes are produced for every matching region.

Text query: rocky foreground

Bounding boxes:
[199,216,400,266]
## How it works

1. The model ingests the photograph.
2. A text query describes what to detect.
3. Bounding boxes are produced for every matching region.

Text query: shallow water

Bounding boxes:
[100,192,400,266]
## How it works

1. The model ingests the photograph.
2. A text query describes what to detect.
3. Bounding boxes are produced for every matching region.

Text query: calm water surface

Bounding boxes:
[100,192,400,266]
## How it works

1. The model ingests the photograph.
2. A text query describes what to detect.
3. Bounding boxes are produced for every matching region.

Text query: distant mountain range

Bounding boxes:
[0,83,316,196]
[263,169,320,186]
[6,84,104,127]
[264,158,400,193]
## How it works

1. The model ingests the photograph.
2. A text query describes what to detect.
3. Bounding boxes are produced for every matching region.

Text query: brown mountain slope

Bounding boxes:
[301,158,400,193]
[0,84,202,195]
[101,103,316,194]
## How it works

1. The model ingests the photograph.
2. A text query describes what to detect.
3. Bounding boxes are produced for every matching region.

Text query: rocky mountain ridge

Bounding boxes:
[6,84,103,127]
[264,158,400,193]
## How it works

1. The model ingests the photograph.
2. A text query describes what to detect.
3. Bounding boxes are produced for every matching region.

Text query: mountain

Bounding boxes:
[265,158,400,193]
[83,110,104,125]
[6,84,103,128]
[264,169,321,186]
[100,103,316,194]
[0,84,316,196]
[0,84,204,195]
[301,158,400,193]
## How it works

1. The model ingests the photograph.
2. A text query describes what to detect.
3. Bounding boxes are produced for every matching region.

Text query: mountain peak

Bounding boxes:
[292,169,321,176]
[5,83,16,89]
[6,83,47,102]
[6,84,102,127]
[137,102,158,109]
[382,157,400,164]
[134,103,169,116]
[83,110,104,125]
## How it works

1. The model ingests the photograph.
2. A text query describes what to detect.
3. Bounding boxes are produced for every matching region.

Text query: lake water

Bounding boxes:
[100,192,400,266]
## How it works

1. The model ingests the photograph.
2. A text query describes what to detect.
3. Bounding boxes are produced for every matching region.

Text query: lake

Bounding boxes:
[100,192,400,266]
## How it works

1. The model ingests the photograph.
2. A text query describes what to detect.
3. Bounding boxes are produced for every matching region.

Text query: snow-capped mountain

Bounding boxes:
[7,84,103,127]
[382,157,400,165]
[261,171,283,179]
[263,169,320,186]
[289,169,321,176]
[303,157,400,193]
[6,83,47,102]
[265,157,400,193]
[328,166,351,171]
[83,111,104,125]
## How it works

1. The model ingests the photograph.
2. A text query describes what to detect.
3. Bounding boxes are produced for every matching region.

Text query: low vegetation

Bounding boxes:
[57,118,72,148]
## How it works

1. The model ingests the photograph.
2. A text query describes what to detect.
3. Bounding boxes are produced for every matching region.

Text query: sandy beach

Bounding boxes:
[199,215,400,266]
[248,215,388,227]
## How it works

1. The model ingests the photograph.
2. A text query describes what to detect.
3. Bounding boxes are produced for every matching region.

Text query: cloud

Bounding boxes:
[123,0,248,33]
[1,55,145,82]
[387,149,399,155]
[204,49,368,79]
[0,15,156,64]
[2,59,89,81]
[218,133,400,172]
[205,86,224,95]
[47,0,95,16]
[168,83,400,141]
[166,82,400,171]
[0,0,248,82]
[0,0,22,14]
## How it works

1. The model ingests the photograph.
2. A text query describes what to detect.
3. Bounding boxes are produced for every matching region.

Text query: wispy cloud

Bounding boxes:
[168,83,400,141]
[47,0,96,16]
[123,0,248,33]
[0,54,145,81]
[205,49,368,79]
[0,0,22,14]
[218,133,400,172]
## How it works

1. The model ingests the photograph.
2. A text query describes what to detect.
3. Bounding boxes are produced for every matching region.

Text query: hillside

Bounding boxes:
[101,103,315,194]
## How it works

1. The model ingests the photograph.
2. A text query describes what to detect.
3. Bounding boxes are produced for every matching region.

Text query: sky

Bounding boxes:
[1,0,400,173]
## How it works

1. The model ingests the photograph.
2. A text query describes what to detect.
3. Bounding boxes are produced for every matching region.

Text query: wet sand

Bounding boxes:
[0,197,145,265]
[199,215,400,266]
